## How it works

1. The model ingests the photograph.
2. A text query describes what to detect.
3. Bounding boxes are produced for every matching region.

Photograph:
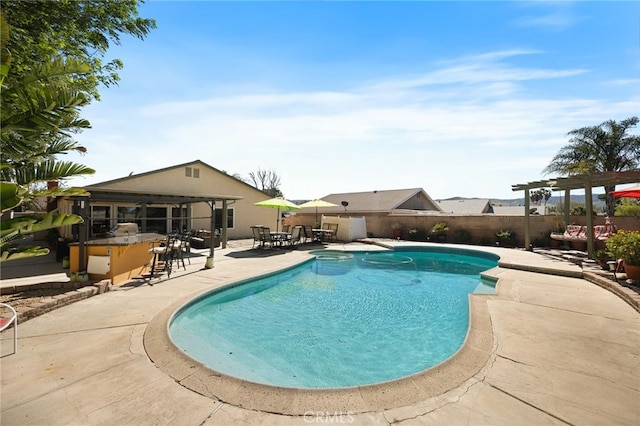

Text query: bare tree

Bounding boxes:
[248,169,283,197]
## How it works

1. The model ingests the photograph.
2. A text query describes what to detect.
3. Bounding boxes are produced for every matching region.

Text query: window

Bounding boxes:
[193,168,200,178]
[214,208,234,230]
[90,205,111,237]
[185,167,192,177]
[146,207,169,234]
[116,206,168,234]
[117,206,140,222]
[171,206,190,233]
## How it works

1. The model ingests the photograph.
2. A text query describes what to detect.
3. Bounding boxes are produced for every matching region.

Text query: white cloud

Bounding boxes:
[511,2,583,31]
[69,49,637,199]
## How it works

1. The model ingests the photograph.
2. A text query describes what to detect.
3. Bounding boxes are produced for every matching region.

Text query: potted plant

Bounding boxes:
[593,249,612,270]
[430,222,449,242]
[546,229,560,248]
[605,230,640,280]
[391,222,403,239]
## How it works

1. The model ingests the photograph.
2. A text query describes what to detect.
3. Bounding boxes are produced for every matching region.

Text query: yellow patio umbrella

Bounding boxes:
[297,199,338,225]
[254,197,301,233]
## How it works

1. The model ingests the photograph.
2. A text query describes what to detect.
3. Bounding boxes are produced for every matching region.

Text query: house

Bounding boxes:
[435,199,494,214]
[301,188,443,216]
[492,204,540,216]
[436,199,546,216]
[59,160,275,241]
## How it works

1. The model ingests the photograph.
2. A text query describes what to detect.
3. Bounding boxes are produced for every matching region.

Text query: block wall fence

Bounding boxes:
[284,213,640,247]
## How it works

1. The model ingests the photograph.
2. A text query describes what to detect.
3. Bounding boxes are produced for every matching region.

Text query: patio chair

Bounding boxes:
[148,234,178,279]
[180,231,191,264]
[324,223,339,242]
[301,225,314,243]
[288,226,303,248]
[0,303,17,355]
[261,227,275,249]
[170,236,187,271]
[251,226,264,248]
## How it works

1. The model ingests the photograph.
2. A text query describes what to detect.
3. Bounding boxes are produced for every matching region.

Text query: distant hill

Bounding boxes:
[443,195,607,208]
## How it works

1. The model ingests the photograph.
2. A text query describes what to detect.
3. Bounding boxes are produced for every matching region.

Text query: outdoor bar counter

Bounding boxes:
[69,233,165,284]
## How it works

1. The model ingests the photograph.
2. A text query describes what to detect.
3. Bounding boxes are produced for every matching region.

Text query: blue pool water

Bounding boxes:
[169,248,498,388]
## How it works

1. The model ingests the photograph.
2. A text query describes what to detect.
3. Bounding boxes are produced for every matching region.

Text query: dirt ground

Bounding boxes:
[0,287,72,308]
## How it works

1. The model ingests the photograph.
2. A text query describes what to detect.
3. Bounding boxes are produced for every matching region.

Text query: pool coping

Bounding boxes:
[144,251,499,415]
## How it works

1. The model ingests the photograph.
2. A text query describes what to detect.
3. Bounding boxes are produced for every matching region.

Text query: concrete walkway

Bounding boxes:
[1,242,639,425]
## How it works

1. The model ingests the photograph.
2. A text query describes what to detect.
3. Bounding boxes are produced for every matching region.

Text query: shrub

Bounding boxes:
[407,228,427,241]
[606,230,640,266]
[452,229,472,243]
[495,230,516,247]
[431,222,449,234]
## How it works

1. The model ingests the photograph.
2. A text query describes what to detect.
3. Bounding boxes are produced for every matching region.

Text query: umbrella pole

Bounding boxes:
[276,207,280,233]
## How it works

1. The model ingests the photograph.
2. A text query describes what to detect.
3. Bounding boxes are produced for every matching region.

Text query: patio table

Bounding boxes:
[312,229,333,242]
[270,232,291,247]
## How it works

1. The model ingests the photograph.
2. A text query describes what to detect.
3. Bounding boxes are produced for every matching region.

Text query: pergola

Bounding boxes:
[69,188,243,271]
[512,170,640,257]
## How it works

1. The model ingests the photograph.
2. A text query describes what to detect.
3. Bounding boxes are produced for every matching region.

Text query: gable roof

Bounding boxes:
[435,199,494,214]
[319,188,442,213]
[86,159,268,196]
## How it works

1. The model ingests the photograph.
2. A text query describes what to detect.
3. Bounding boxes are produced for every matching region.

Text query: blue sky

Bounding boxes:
[66,1,640,200]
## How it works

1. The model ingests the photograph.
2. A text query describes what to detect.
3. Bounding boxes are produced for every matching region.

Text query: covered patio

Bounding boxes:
[512,170,640,257]
[64,188,243,274]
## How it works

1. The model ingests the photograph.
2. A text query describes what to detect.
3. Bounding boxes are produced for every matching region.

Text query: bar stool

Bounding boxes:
[170,238,186,271]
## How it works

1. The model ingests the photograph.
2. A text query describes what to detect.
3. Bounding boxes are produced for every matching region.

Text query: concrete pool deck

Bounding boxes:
[1,241,639,425]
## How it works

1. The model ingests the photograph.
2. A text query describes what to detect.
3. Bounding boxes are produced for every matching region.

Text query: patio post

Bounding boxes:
[206,201,215,269]
[524,188,531,250]
[221,200,228,249]
[584,179,594,258]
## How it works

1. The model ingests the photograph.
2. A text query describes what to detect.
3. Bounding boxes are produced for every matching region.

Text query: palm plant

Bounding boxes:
[1,14,95,261]
[543,117,640,216]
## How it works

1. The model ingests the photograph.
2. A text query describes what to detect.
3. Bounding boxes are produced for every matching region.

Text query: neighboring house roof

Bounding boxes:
[315,188,442,213]
[492,204,534,216]
[435,199,494,214]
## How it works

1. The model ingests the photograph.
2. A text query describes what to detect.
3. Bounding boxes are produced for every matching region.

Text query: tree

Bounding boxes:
[614,198,640,217]
[543,117,640,217]
[2,0,156,100]
[1,14,94,262]
[1,1,154,261]
[1,56,95,184]
[530,188,551,205]
[221,170,246,182]
[248,169,283,198]
[530,188,552,214]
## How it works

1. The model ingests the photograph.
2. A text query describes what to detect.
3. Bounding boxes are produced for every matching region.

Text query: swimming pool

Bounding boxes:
[169,247,498,389]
